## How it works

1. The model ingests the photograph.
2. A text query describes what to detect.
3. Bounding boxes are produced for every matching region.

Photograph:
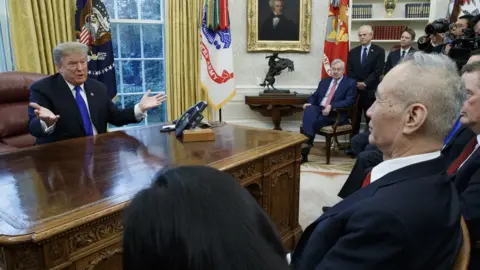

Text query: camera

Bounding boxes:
[425,19,451,36]
[417,19,451,53]
[449,28,480,69]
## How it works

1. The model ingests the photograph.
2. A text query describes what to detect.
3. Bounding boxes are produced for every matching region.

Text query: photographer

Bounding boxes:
[472,14,480,34]
[445,15,474,55]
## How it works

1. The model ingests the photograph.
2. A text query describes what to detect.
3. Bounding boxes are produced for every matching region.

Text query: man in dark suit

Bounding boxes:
[347,25,385,136]
[292,52,463,269]
[28,42,166,145]
[448,62,480,269]
[259,0,298,41]
[301,59,356,162]
[384,28,416,75]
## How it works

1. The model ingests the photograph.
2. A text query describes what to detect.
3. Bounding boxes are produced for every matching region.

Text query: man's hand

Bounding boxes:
[445,44,452,55]
[357,82,366,90]
[29,102,59,126]
[322,105,332,116]
[138,90,167,113]
[303,103,311,110]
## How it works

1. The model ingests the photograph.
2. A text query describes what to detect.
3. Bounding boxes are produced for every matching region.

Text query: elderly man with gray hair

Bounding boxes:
[28,42,166,145]
[292,52,464,270]
[301,59,356,163]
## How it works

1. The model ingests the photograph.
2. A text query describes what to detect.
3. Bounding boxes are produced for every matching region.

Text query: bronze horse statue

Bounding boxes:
[260,53,295,91]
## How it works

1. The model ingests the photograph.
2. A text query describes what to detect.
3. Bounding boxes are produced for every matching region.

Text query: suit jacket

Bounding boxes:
[384,47,417,75]
[292,157,461,270]
[28,74,138,145]
[259,14,298,41]
[442,126,476,167]
[306,76,357,124]
[347,44,385,98]
[452,146,480,239]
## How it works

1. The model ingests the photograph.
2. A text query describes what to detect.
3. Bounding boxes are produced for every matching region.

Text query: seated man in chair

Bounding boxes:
[301,59,356,162]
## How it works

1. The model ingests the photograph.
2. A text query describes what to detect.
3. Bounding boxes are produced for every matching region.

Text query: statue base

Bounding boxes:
[260,89,295,96]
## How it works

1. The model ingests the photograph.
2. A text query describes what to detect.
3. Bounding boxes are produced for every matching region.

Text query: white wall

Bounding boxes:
[219,0,329,134]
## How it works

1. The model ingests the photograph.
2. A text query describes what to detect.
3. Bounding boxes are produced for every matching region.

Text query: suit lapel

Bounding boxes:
[356,46,363,67]
[365,45,376,66]
[333,77,347,99]
[394,50,401,66]
[57,75,85,132]
[320,78,332,97]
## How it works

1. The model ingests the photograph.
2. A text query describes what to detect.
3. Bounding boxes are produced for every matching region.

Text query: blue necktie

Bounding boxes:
[361,47,368,66]
[443,117,462,147]
[74,86,93,136]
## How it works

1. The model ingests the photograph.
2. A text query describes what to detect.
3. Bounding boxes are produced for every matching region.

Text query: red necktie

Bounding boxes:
[361,172,371,188]
[324,79,337,106]
[447,138,478,175]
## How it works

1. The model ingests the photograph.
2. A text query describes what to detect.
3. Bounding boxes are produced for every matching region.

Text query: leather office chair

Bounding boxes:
[0,72,47,153]
[453,216,471,270]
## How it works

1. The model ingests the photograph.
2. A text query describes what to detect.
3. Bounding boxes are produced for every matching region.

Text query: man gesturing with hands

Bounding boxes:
[28,42,166,145]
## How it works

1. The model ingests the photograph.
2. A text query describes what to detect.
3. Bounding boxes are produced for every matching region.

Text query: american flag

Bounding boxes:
[79,0,92,45]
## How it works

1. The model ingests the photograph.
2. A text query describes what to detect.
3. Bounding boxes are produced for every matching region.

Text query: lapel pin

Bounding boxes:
[91,93,94,96]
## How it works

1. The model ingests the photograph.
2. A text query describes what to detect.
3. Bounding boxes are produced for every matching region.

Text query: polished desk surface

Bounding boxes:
[0,124,306,244]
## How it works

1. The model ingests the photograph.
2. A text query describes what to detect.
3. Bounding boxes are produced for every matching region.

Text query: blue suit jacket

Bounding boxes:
[292,157,461,270]
[306,76,356,123]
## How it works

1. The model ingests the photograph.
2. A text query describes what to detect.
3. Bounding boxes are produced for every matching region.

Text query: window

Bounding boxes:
[0,0,14,72]
[105,0,166,129]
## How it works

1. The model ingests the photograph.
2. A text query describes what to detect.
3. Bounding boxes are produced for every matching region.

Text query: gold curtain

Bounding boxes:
[8,0,76,74]
[165,0,211,121]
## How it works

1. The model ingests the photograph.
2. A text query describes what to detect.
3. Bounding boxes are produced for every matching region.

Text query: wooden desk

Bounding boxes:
[245,94,310,130]
[0,124,306,270]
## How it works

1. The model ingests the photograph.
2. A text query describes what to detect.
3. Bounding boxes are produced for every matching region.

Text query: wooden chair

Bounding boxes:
[300,95,360,164]
[453,216,471,270]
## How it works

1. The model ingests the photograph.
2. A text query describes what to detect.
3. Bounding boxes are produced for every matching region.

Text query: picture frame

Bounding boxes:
[247,0,312,52]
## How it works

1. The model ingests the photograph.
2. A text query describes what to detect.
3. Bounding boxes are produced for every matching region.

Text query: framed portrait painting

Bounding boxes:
[247,0,312,52]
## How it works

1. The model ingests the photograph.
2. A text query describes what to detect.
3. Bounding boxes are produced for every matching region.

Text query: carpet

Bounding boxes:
[299,152,355,229]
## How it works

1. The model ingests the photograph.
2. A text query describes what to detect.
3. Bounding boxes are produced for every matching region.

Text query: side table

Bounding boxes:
[245,94,310,130]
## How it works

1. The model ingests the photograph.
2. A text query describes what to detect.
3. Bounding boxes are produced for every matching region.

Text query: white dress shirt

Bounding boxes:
[370,151,441,183]
[399,47,411,58]
[41,79,145,134]
[320,76,343,106]
[273,12,281,28]
[459,134,480,169]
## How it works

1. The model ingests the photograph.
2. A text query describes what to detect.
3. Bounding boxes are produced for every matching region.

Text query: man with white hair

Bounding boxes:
[28,42,166,145]
[301,59,356,162]
[347,25,385,136]
[259,0,298,41]
[292,52,463,269]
